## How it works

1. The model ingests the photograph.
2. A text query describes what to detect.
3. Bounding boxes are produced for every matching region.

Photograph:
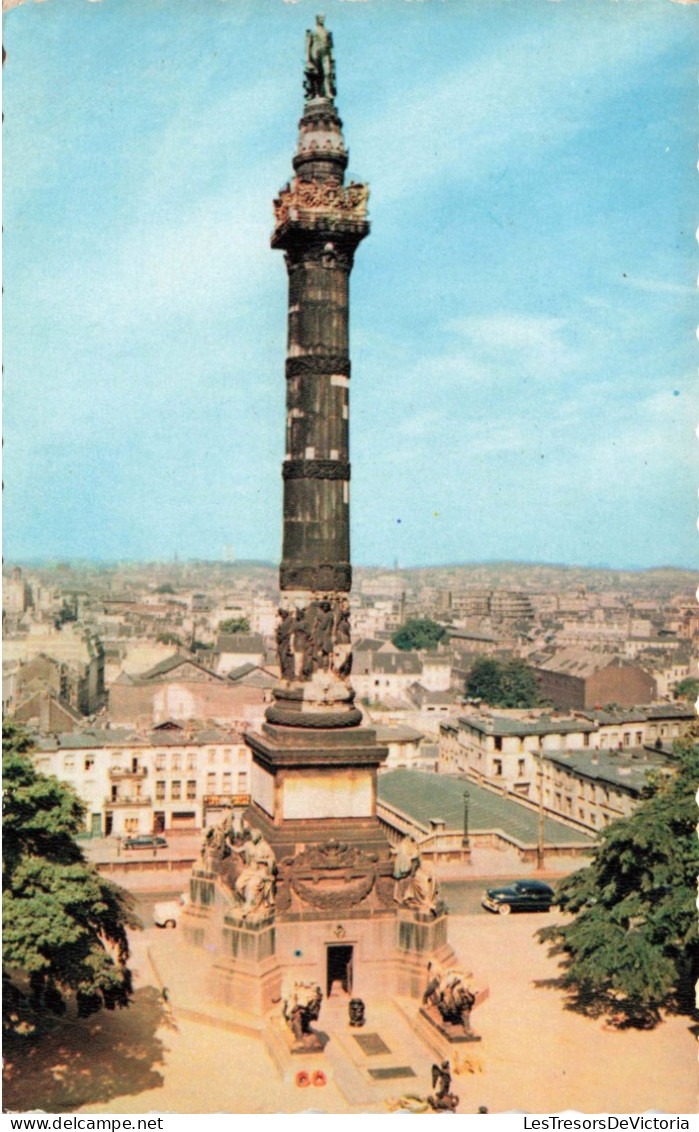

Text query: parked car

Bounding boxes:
[123,834,168,850]
[153,894,188,929]
[481,879,555,915]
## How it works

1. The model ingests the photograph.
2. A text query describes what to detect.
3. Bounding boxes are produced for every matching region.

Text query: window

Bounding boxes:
[622,732,630,747]
[223,748,232,764]
[223,772,232,791]
[125,818,138,833]
[187,753,197,771]
[237,771,248,791]
[493,759,502,777]
[186,780,197,800]
[635,731,643,745]
[494,736,502,752]
[156,780,166,801]
[207,772,216,792]
[171,780,182,800]
[208,749,216,765]
[84,757,94,772]
[517,759,525,777]
[64,757,75,771]
[583,733,590,747]
[171,753,182,771]
[155,754,166,771]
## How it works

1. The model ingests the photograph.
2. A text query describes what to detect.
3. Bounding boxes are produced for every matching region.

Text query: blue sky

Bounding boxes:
[4,0,697,569]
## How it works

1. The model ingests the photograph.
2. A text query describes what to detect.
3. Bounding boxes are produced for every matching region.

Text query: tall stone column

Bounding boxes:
[245,19,391,854]
[266,54,369,730]
[195,20,457,1013]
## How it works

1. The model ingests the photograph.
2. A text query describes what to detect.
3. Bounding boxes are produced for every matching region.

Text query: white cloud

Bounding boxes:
[358,13,677,207]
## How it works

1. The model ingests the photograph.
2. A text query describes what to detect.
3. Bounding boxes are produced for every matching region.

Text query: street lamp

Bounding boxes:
[536,753,545,870]
[462,789,470,848]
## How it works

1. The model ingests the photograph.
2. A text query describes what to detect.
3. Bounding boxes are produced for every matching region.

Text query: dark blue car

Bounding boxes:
[481,879,555,915]
[123,834,168,850]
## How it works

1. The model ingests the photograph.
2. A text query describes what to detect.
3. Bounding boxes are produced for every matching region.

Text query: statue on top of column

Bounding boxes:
[304,14,336,100]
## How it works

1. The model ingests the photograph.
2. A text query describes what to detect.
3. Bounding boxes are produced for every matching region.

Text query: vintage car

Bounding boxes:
[123,834,168,850]
[481,879,555,915]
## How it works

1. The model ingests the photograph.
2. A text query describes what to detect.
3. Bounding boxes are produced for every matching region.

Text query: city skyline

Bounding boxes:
[4,0,697,571]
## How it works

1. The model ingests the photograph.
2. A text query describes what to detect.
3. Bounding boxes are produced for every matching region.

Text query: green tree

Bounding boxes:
[465,657,539,708]
[3,723,140,1032]
[155,632,183,647]
[498,659,540,708]
[218,617,250,634]
[673,677,699,703]
[465,657,503,703]
[391,618,447,651]
[538,726,699,1027]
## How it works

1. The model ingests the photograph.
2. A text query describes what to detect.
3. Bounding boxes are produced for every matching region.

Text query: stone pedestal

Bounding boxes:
[419,1003,482,1044]
[209,912,282,1017]
[394,908,456,999]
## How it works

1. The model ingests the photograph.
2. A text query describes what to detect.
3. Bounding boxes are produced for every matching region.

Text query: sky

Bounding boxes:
[3,0,697,570]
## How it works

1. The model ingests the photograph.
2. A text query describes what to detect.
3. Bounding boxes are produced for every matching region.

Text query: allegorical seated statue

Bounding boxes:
[304,13,336,100]
[423,961,476,1032]
[391,835,441,916]
[282,981,323,1044]
[200,814,234,871]
[230,828,276,919]
[391,834,420,905]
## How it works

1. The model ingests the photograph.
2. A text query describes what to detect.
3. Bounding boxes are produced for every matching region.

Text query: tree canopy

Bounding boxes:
[218,617,250,634]
[538,725,699,1027]
[465,656,540,708]
[155,631,183,647]
[3,722,140,1032]
[392,618,447,652]
[673,677,699,703]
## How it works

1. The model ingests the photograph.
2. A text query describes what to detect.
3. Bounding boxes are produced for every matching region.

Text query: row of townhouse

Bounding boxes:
[438,703,693,833]
[32,723,252,838]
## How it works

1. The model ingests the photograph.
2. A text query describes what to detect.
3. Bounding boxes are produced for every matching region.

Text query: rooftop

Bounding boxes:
[458,711,596,737]
[543,748,669,793]
[214,633,265,654]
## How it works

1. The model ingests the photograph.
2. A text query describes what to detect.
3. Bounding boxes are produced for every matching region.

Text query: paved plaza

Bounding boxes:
[379,769,594,847]
[4,912,694,1115]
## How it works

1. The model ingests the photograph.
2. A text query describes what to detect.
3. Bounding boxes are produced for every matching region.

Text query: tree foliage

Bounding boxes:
[465,657,540,708]
[538,726,699,1027]
[673,677,699,703]
[155,631,183,647]
[218,617,251,634]
[3,722,140,1032]
[392,618,447,652]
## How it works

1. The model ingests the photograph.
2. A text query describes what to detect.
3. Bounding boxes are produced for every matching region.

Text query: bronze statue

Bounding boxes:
[292,605,314,679]
[315,600,334,669]
[304,14,336,100]
[423,961,476,1032]
[276,607,296,680]
[333,597,352,677]
[428,1060,459,1113]
[282,981,323,1043]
